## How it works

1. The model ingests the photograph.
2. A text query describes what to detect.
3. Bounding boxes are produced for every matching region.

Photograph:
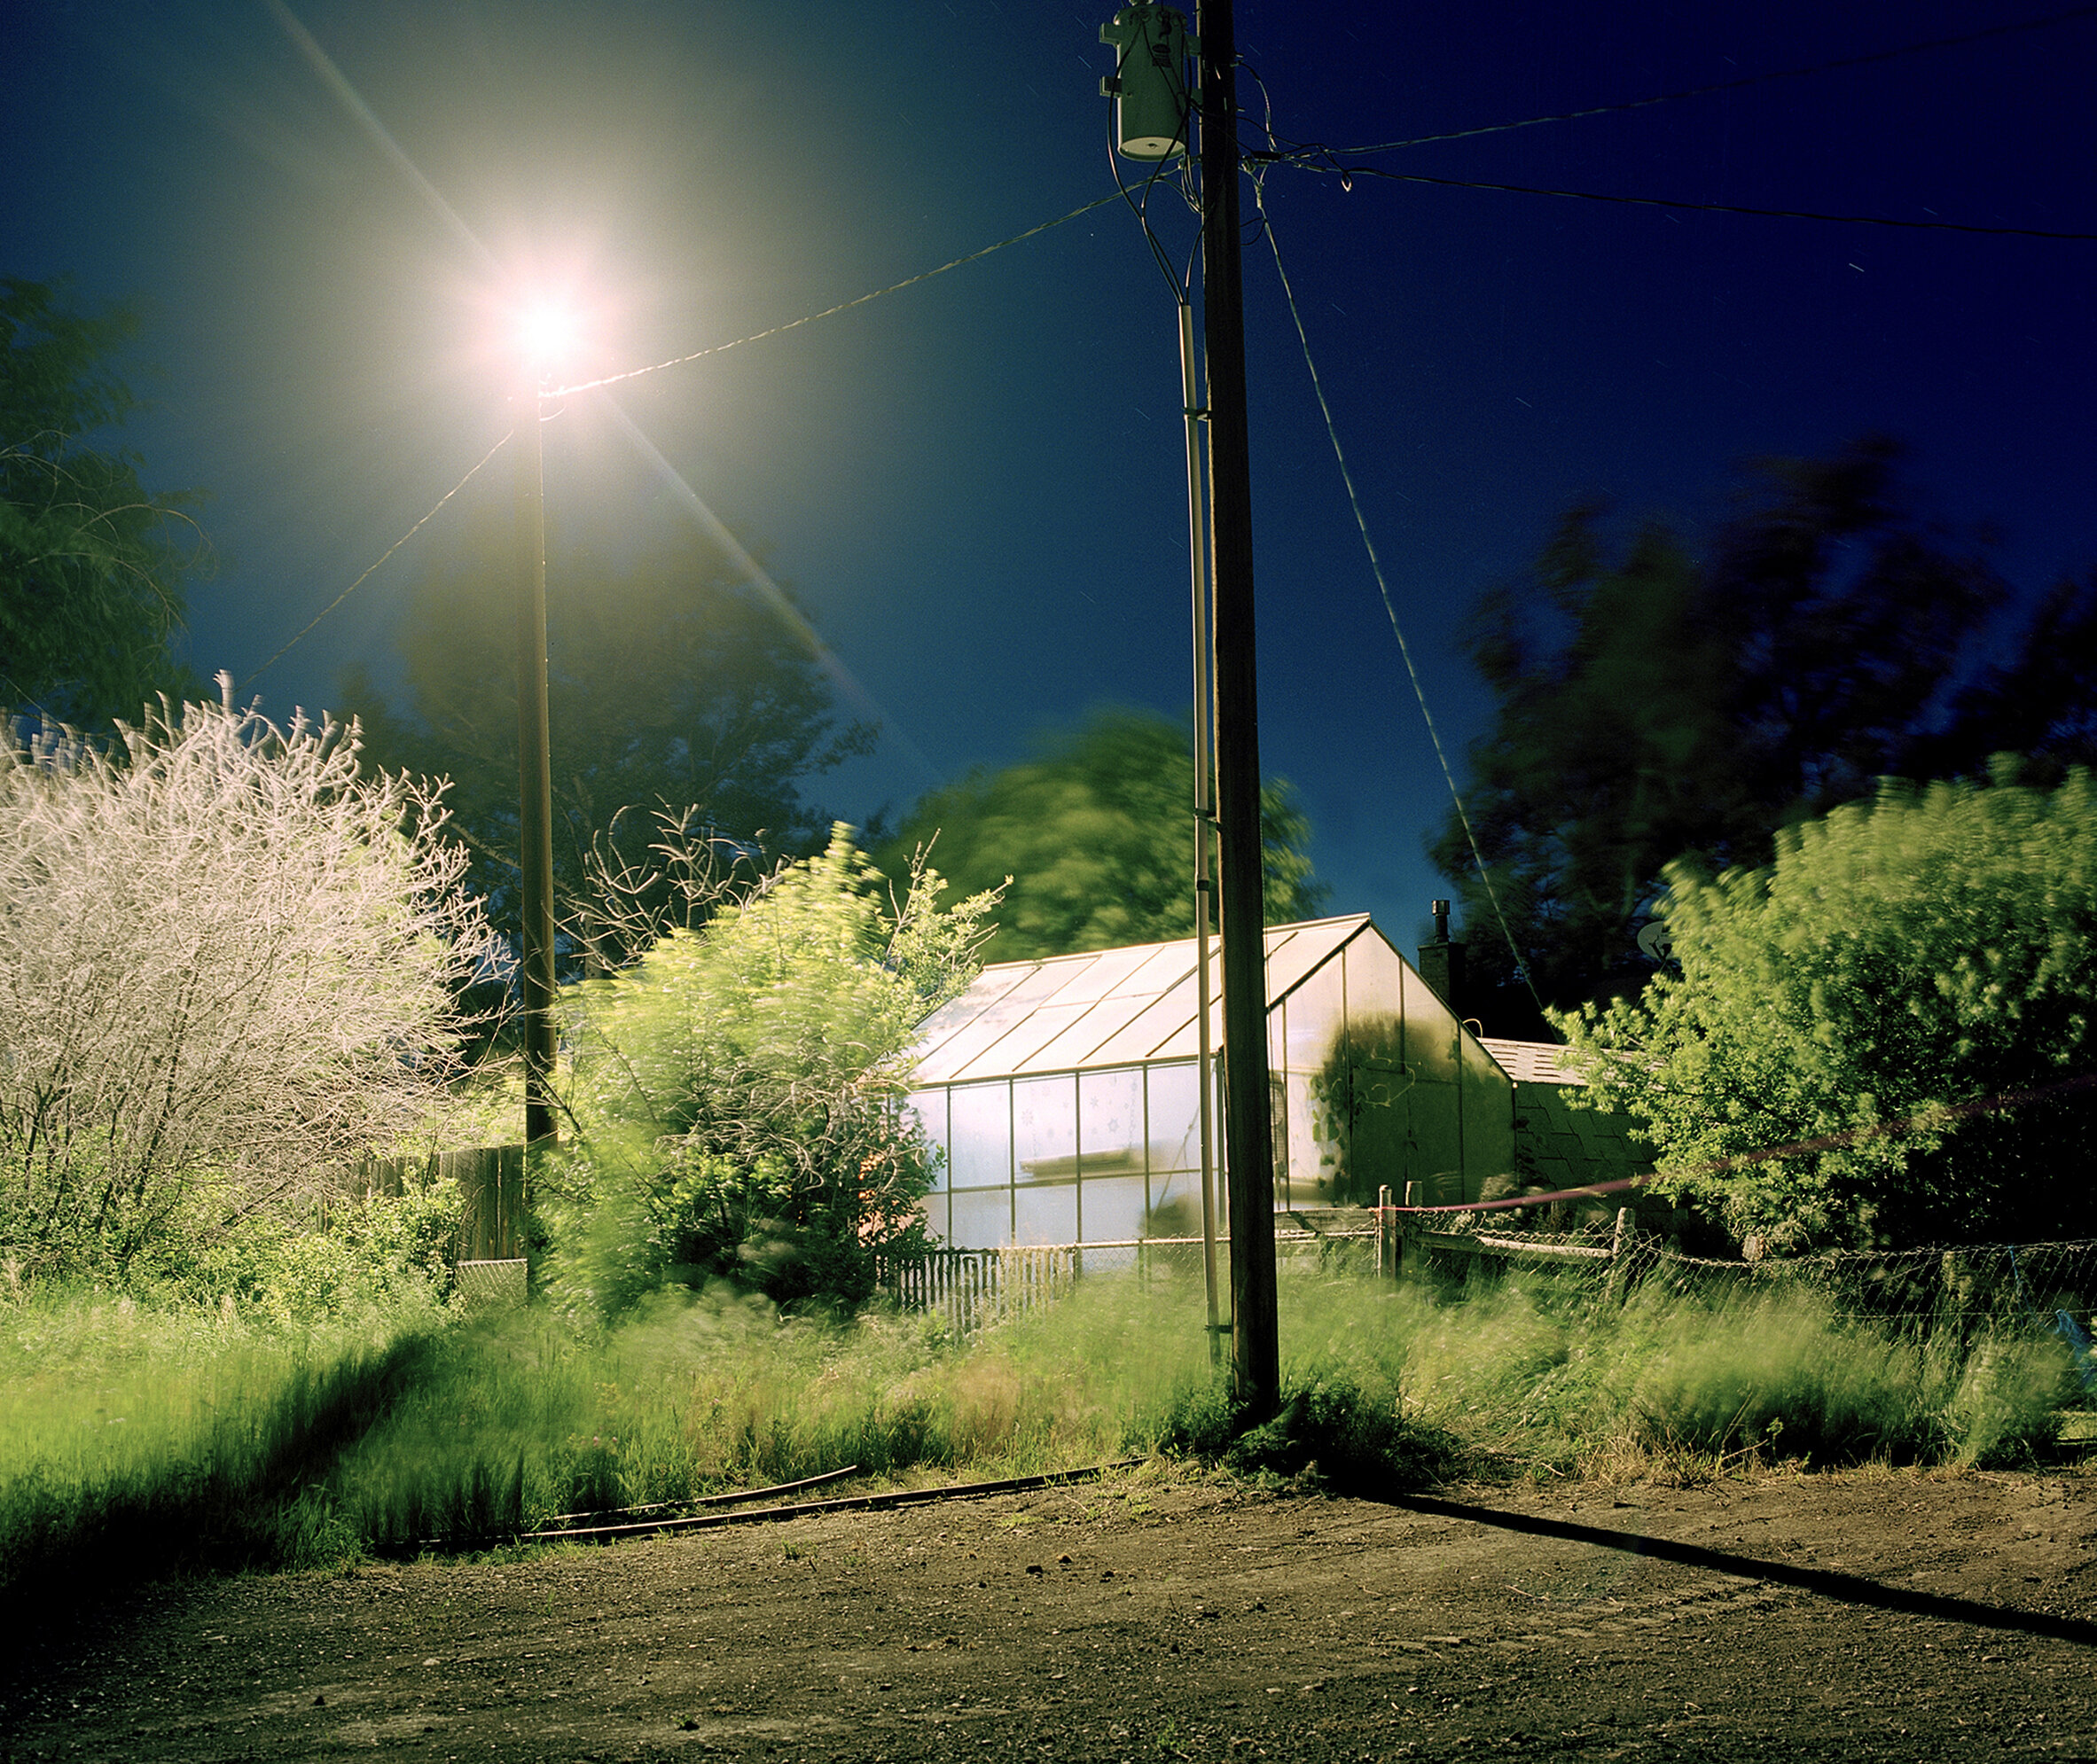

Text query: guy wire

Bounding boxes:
[1251,178,1551,1022]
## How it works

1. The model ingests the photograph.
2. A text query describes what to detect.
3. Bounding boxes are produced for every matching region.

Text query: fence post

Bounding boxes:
[1377,1184,1395,1281]
[1607,1206,1635,1305]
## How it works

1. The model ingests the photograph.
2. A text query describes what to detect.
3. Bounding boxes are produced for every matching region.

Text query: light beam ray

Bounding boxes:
[266,0,497,273]
[601,398,940,792]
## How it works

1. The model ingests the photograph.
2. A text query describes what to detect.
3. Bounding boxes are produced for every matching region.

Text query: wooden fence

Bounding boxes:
[356,1144,528,1263]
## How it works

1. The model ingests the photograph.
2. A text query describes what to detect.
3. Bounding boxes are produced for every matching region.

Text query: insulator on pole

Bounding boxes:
[1099,4,1196,160]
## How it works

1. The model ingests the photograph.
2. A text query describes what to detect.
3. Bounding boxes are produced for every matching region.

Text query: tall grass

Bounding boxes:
[4,1255,2076,1602]
[317,1274,1218,1549]
[0,1287,442,1620]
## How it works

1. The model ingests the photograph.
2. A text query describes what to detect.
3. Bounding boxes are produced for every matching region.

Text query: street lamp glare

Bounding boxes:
[514,300,579,378]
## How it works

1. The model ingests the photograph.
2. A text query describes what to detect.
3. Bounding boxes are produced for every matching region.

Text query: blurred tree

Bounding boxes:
[874,706,1326,961]
[1559,769,2097,1251]
[545,828,1001,1311]
[1434,439,2006,1026]
[0,277,207,726]
[1913,570,2097,784]
[340,510,872,970]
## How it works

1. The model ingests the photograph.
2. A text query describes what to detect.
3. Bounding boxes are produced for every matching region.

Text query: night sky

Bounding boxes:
[7,1,2094,952]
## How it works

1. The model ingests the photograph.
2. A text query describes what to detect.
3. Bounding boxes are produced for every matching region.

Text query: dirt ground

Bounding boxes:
[6,1463,2097,1763]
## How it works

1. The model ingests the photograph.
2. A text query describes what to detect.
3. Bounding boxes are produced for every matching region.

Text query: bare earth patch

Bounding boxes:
[6,1464,2096,1761]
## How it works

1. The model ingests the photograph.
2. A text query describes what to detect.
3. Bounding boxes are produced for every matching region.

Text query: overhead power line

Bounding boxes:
[548,191,1123,397]
[1291,164,2097,240]
[241,430,512,690]
[1249,182,1549,1019]
[1319,7,2097,157]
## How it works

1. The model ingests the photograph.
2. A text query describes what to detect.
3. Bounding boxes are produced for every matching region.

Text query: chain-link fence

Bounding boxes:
[1393,1212,2097,1394]
[875,1227,1383,1335]
[878,1216,2097,1385]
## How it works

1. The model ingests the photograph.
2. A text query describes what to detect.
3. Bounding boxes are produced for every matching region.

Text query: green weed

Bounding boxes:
[3,1251,2077,1605]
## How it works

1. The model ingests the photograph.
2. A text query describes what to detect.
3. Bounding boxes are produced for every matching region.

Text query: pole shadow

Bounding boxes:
[1383,1492,2097,1647]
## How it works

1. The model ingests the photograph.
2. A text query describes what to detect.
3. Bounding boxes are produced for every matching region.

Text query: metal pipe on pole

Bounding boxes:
[1196,0,1279,1417]
[511,383,559,1146]
[1177,297,1224,1365]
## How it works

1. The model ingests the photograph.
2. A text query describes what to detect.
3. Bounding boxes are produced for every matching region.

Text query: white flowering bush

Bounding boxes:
[0,687,495,1280]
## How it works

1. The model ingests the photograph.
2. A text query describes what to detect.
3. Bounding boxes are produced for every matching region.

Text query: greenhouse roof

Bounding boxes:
[911,913,1376,1086]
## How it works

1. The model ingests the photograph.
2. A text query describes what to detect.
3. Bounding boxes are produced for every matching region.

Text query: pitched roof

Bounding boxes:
[1479,1036,1585,1087]
[911,914,1373,1085]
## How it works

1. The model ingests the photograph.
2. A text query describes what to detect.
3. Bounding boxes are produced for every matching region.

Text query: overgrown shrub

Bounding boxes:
[545,828,999,1313]
[121,1179,468,1320]
[0,691,493,1281]
[1560,768,2097,1249]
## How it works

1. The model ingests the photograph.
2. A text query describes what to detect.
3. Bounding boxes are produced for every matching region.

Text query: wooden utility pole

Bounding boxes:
[1197,0,1279,1417]
[512,383,559,1145]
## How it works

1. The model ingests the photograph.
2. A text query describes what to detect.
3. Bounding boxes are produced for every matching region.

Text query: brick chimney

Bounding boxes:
[1417,898,1467,1013]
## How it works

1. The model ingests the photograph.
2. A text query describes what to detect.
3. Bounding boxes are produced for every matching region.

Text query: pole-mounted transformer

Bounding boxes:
[1099,4,1196,160]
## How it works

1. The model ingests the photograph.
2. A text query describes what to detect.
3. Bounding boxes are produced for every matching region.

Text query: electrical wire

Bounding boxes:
[1315,7,2097,158]
[240,429,512,690]
[1249,177,1551,1022]
[1278,163,2097,240]
[1102,26,1201,300]
[546,192,1123,398]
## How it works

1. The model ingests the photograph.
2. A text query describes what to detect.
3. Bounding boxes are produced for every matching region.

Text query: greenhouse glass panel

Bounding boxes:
[1015,1181,1077,1245]
[1281,958,1345,1077]
[948,1081,1011,1189]
[904,1089,949,1190]
[1013,1074,1078,1182]
[948,1186,1011,1248]
[1404,964,1459,1084]
[1279,1070,1326,1205]
[1145,1061,1202,1175]
[1079,1068,1146,1179]
[1145,1167,1202,1237]
[1080,1174,1146,1242]
[918,1189,950,1240]
[1460,1032,1517,1190]
[1342,937,1403,1062]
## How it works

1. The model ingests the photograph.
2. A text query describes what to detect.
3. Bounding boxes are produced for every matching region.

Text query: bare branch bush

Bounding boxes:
[0,684,497,1280]
[567,802,782,978]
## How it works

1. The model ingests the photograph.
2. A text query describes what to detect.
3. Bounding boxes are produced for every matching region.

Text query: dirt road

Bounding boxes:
[5,1465,2096,1761]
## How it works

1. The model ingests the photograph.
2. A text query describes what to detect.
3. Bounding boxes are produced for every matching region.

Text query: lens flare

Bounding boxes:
[515,301,582,377]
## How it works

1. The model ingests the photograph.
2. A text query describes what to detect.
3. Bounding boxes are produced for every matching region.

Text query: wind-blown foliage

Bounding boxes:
[0,277,207,727]
[546,827,1001,1311]
[1558,768,2097,1251]
[1436,440,2006,1025]
[876,706,1325,962]
[0,691,494,1281]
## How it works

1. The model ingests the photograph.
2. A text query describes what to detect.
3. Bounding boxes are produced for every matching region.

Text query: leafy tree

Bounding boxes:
[544,827,1001,1311]
[0,278,206,726]
[1558,769,2097,1251]
[873,707,1326,961]
[1912,571,2097,784]
[341,511,872,969]
[1435,440,2005,1025]
[0,689,494,1281]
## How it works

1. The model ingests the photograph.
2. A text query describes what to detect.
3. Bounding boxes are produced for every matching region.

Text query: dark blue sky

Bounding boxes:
[7,1,2094,950]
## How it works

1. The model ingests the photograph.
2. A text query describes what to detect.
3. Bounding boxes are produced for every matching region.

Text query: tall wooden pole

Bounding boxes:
[1197,0,1279,1417]
[512,383,558,1145]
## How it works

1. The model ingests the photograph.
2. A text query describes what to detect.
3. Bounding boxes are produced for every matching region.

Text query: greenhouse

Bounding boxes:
[905,913,1516,1249]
